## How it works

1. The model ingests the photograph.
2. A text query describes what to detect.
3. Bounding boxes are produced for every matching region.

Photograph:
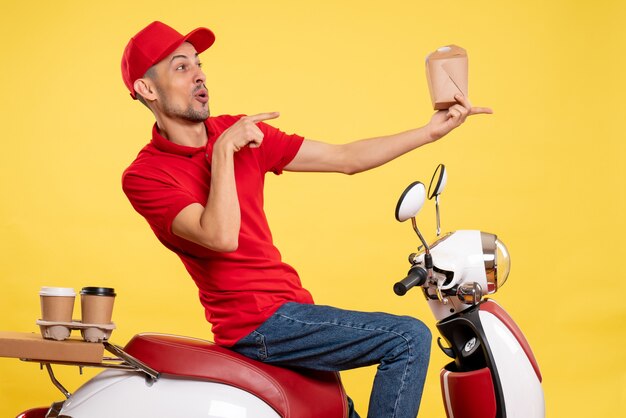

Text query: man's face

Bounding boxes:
[150,42,209,122]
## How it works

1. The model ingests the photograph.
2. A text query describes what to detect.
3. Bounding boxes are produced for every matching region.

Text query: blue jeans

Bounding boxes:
[230,302,432,418]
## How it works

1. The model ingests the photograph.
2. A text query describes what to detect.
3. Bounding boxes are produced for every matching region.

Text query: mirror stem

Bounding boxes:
[412,217,434,280]
[411,217,430,254]
[435,195,441,236]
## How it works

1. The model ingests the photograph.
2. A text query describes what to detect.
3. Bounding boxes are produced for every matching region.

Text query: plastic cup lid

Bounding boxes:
[39,287,76,297]
[80,287,116,297]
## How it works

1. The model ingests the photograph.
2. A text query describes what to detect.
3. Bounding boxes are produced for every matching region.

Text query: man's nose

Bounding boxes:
[195,66,206,84]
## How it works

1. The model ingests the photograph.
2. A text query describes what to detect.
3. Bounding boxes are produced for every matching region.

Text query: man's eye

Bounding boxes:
[198,62,203,68]
[176,64,186,70]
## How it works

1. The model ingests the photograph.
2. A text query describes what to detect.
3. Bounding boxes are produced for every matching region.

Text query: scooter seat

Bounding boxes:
[124,333,348,418]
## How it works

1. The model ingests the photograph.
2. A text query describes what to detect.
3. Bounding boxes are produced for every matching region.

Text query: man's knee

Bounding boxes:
[382,316,432,366]
[398,316,432,353]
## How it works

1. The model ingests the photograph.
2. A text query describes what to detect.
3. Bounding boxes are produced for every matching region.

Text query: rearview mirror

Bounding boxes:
[428,164,447,236]
[428,163,447,199]
[395,182,426,222]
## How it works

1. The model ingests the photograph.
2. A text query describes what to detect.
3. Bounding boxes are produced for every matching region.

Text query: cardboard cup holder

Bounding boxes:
[36,319,116,343]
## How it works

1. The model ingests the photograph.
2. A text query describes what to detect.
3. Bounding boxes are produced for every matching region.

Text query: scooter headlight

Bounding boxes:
[480,232,511,294]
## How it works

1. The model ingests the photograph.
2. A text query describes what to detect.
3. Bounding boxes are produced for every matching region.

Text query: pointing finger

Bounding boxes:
[454,94,494,115]
[469,107,494,115]
[248,112,281,123]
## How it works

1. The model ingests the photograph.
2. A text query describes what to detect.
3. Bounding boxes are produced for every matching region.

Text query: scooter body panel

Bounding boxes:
[479,308,545,418]
[16,407,48,418]
[59,370,280,418]
[437,300,544,418]
[440,366,497,418]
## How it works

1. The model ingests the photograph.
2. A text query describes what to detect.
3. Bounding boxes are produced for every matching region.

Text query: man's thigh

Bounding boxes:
[231,302,430,371]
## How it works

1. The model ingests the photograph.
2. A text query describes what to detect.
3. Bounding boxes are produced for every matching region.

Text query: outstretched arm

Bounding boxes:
[284,95,492,174]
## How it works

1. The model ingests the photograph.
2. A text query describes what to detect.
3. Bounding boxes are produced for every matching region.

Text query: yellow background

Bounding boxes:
[1,0,624,416]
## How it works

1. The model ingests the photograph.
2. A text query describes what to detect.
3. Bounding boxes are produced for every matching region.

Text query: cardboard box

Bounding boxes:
[0,331,104,363]
[425,45,468,110]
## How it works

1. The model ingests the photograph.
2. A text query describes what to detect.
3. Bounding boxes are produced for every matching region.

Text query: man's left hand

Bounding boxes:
[426,95,493,142]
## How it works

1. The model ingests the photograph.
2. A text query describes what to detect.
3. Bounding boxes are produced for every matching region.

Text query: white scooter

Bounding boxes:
[15,164,544,418]
[393,164,544,418]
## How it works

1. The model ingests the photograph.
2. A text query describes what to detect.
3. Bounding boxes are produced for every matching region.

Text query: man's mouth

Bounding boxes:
[194,88,209,104]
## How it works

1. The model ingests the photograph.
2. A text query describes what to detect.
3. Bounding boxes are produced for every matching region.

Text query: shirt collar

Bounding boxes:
[150,119,215,156]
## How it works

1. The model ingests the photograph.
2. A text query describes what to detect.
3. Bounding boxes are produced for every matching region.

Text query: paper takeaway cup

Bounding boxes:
[80,287,116,325]
[39,287,76,340]
[40,287,76,322]
[80,287,116,342]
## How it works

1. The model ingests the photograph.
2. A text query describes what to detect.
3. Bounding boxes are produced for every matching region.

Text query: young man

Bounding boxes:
[121,21,491,418]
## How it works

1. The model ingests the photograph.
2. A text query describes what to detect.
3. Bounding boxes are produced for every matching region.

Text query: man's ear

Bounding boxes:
[134,78,157,101]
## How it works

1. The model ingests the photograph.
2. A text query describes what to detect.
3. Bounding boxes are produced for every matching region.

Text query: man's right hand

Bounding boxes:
[172,111,280,252]
[215,112,281,152]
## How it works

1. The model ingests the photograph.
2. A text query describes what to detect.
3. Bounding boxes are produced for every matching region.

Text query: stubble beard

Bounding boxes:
[157,85,209,123]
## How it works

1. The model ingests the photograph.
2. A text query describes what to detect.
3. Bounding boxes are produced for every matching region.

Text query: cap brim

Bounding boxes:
[183,27,216,55]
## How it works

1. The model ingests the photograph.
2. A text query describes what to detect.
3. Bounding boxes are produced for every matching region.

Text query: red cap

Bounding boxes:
[121,21,215,99]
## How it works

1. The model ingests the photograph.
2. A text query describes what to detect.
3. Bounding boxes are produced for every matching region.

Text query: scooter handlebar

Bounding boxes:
[393,266,428,296]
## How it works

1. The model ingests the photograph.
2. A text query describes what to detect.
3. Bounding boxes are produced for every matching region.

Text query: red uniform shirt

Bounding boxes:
[122,115,314,346]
